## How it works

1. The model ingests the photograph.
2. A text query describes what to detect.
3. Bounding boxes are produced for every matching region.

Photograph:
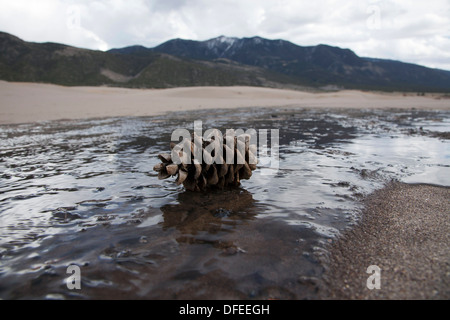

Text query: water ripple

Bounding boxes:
[0,107,448,299]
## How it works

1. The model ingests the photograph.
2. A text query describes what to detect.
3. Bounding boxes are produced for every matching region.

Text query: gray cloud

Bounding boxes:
[0,0,449,70]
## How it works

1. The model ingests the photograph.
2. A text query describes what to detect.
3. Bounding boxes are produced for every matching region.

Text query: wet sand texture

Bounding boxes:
[323,182,450,299]
[1,81,449,124]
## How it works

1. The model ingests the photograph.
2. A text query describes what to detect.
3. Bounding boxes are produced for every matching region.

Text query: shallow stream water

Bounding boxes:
[0,107,449,299]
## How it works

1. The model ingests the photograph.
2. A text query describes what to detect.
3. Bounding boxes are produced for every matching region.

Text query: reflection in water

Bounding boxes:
[161,188,257,234]
[0,108,449,299]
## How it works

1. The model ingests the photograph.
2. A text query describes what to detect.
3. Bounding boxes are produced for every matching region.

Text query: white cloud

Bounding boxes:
[0,0,449,70]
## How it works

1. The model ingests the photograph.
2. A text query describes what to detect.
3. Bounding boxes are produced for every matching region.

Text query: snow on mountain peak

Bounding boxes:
[252,36,263,44]
[205,36,237,48]
[217,35,238,44]
[204,36,239,56]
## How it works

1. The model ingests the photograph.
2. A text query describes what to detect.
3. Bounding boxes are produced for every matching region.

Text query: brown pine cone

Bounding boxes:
[153,132,257,191]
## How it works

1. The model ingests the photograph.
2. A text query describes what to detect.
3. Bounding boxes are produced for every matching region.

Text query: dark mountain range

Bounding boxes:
[1,32,294,88]
[1,31,450,92]
[149,36,450,92]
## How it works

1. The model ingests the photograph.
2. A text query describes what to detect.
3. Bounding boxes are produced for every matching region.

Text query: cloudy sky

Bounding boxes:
[1,0,450,70]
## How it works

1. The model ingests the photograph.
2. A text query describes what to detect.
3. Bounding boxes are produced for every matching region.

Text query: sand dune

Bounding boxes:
[1,81,449,124]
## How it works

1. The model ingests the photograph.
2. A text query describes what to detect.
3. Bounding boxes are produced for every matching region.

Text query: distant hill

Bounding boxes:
[1,31,450,92]
[150,36,450,92]
[0,32,295,89]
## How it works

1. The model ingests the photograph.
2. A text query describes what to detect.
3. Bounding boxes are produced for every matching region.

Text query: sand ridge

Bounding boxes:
[1,81,449,124]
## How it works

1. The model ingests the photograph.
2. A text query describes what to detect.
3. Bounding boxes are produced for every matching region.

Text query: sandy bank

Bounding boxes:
[323,182,450,300]
[1,81,449,124]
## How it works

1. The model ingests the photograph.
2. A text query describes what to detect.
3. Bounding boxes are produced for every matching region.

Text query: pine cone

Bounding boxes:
[153,131,257,191]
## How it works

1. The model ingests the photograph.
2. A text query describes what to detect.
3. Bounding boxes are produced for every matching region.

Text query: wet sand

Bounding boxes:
[1,81,449,124]
[323,182,450,300]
